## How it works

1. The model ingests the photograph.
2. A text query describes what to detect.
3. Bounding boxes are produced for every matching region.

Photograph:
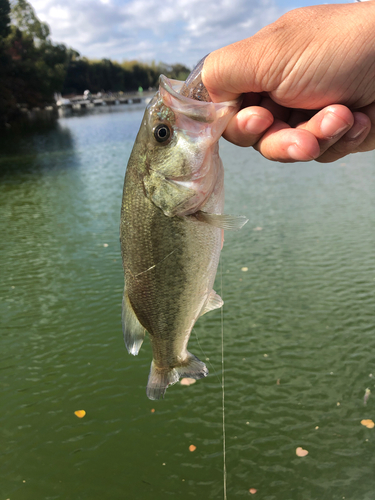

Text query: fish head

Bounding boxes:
[132,75,240,217]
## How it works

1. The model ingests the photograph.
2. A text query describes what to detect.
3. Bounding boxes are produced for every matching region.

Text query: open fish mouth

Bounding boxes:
[159,75,239,124]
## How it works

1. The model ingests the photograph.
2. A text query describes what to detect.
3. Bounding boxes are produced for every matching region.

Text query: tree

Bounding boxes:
[1,0,70,126]
[10,0,49,42]
[0,0,10,38]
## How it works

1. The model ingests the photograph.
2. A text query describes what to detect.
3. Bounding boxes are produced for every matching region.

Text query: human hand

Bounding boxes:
[202,2,375,163]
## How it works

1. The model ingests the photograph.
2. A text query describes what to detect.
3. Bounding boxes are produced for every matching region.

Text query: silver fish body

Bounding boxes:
[120,64,245,400]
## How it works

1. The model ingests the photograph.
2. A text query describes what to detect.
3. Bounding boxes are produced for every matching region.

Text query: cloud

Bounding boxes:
[29,0,286,66]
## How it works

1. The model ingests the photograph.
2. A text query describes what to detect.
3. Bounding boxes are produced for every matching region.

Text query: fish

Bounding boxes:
[120,56,247,400]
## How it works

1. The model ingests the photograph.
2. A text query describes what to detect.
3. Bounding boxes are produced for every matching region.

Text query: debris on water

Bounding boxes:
[364,388,371,406]
[103,243,108,247]
[337,402,341,406]
[189,444,197,452]
[315,426,319,430]
[361,419,374,429]
[74,410,86,418]
[296,447,308,457]
[276,379,280,385]
[151,408,155,413]
[180,378,196,386]
[253,227,262,231]
[241,267,248,272]
[249,488,257,494]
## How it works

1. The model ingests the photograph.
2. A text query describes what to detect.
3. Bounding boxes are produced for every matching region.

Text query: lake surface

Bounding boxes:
[1,105,375,500]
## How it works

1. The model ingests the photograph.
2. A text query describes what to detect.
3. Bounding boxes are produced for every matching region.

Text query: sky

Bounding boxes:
[29,0,350,67]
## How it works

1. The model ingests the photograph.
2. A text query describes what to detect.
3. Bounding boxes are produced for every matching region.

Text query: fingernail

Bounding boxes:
[345,123,367,140]
[245,114,272,134]
[287,144,315,161]
[320,112,349,138]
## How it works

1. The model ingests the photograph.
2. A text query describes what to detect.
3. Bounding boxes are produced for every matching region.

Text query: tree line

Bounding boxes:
[0,0,190,126]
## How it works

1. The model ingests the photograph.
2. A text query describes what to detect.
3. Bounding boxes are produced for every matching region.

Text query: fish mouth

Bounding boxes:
[159,75,239,124]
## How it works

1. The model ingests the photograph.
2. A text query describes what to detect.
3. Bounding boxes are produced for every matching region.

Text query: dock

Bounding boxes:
[56,91,154,111]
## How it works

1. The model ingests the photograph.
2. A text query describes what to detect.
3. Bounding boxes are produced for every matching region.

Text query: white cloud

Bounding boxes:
[28,0,286,66]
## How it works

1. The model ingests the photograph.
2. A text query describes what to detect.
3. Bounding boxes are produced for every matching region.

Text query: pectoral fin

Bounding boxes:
[195,211,248,230]
[122,289,145,356]
[200,289,224,316]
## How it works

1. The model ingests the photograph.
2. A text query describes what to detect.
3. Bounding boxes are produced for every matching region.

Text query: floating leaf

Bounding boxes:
[249,488,257,494]
[180,378,196,386]
[361,419,374,429]
[74,410,86,418]
[189,444,197,452]
[296,447,308,457]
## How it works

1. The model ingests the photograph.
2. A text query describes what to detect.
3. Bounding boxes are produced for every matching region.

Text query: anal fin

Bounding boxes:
[200,289,224,316]
[122,289,145,356]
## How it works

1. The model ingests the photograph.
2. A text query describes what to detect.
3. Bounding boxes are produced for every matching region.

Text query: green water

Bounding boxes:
[1,106,375,500]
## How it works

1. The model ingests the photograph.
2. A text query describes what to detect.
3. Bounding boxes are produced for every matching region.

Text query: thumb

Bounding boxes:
[201,35,278,103]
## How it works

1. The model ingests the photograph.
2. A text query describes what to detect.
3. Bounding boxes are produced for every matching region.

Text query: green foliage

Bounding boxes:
[0,0,192,127]
[3,25,69,105]
[0,0,10,38]
[10,0,49,41]
[1,0,69,125]
[62,58,191,95]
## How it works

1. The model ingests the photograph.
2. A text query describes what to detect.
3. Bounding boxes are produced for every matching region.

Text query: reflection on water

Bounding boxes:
[1,104,375,500]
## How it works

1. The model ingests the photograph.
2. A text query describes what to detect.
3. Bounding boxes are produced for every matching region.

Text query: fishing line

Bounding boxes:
[220,257,227,500]
[194,258,227,499]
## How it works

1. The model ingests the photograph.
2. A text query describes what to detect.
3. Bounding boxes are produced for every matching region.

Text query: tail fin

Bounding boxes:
[146,353,208,400]
[146,362,179,400]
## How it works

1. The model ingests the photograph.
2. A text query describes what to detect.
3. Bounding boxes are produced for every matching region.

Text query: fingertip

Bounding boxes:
[223,107,274,147]
[319,107,353,138]
[242,107,274,135]
[344,111,371,140]
[256,126,321,162]
[287,141,319,161]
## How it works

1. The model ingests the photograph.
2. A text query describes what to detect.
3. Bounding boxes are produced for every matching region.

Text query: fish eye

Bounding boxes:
[154,124,171,143]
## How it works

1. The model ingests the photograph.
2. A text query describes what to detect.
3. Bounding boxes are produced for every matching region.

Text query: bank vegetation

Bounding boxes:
[0,0,190,127]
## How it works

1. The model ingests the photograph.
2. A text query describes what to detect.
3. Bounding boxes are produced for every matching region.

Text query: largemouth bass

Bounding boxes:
[120,57,247,400]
